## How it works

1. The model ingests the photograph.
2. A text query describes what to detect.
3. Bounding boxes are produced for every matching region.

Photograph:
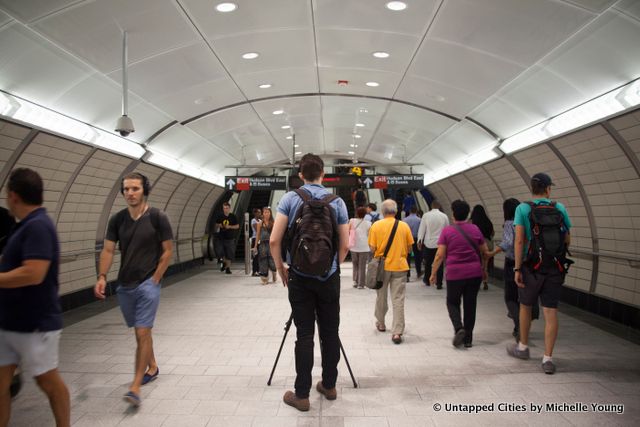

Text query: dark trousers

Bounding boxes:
[446,277,481,343]
[503,258,520,330]
[407,241,422,277]
[251,238,259,274]
[288,270,341,398]
[423,247,443,285]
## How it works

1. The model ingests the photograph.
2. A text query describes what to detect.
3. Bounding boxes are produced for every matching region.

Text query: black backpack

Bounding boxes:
[286,189,340,276]
[525,201,570,273]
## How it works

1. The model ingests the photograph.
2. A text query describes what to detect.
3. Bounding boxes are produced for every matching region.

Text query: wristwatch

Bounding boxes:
[513,268,521,272]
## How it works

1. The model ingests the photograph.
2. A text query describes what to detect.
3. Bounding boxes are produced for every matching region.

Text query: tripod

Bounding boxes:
[267,312,358,388]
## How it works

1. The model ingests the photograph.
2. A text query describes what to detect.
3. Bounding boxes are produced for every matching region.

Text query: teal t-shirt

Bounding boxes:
[514,198,572,244]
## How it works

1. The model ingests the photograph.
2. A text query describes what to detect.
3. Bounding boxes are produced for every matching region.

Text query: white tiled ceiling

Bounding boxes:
[0,0,638,179]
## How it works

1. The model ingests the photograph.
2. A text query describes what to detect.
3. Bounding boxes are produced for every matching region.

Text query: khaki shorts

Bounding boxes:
[0,329,61,377]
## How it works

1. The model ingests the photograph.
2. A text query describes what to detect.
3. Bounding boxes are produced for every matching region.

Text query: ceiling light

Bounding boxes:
[215,2,237,12]
[258,83,272,89]
[386,1,407,11]
[366,82,379,87]
[348,151,355,155]
[286,136,293,140]
[294,144,299,148]
[0,92,144,158]
[353,134,362,139]
[373,52,390,58]
[359,108,368,113]
[242,52,259,59]
[272,109,284,115]
[500,79,640,154]
[355,123,365,127]
[295,151,302,155]
[350,144,359,148]
[281,125,291,129]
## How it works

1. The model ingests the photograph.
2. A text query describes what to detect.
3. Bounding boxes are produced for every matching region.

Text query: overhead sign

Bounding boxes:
[224,176,287,191]
[289,174,360,189]
[361,174,424,189]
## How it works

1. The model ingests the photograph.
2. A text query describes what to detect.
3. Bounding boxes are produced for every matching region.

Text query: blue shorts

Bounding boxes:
[116,278,161,328]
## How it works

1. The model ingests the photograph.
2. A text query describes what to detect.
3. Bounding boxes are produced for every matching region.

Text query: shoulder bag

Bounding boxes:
[366,220,399,289]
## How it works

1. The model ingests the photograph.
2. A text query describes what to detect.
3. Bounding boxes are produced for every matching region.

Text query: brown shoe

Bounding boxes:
[316,381,337,400]
[376,322,386,332]
[283,390,310,412]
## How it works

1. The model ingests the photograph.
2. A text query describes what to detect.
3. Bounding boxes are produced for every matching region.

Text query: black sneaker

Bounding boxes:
[220,265,225,272]
[452,329,466,348]
[225,268,232,274]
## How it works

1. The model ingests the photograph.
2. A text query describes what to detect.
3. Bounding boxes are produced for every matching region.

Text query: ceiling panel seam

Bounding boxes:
[53,147,98,226]
[172,0,288,161]
[546,142,599,294]
[480,165,506,200]
[363,0,445,161]
[0,128,38,190]
[602,121,640,178]
[466,2,609,123]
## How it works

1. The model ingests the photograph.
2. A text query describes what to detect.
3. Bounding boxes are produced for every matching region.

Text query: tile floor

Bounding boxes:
[7,264,640,426]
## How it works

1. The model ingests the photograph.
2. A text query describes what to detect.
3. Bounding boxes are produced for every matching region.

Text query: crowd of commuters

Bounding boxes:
[0,162,571,420]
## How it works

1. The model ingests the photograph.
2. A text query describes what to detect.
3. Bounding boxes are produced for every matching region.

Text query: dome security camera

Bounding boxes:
[115,115,135,137]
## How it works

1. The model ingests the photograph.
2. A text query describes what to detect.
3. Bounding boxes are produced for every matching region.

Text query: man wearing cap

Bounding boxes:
[507,173,571,375]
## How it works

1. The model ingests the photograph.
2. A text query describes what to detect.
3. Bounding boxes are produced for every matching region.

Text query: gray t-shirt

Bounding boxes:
[106,207,173,286]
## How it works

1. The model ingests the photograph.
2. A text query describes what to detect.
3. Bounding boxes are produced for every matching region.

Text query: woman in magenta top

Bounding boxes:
[430,200,490,348]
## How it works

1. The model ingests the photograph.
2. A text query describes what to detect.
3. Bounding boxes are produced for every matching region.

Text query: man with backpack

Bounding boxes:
[94,172,173,406]
[364,203,380,223]
[270,154,349,412]
[507,173,572,375]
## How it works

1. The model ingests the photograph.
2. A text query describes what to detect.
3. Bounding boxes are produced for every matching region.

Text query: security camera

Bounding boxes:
[115,115,135,137]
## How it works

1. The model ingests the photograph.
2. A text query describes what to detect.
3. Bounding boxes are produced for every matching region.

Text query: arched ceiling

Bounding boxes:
[0,0,639,184]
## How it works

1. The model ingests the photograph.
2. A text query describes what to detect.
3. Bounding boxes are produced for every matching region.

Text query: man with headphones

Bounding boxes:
[94,172,173,407]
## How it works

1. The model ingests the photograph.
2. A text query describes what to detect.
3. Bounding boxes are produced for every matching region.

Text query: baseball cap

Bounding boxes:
[531,173,554,187]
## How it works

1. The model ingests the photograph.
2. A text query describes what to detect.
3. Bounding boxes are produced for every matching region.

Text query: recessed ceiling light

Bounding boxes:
[215,2,237,12]
[348,151,355,155]
[355,123,365,127]
[242,52,259,59]
[258,83,272,89]
[366,81,379,87]
[386,1,407,11]
[272,110,284,115]
[294,144,299,148]
[295,151,302,155]
[353,134,362,139]
[281,125,291,129]
[373,51,390,58]
[286,136,293,140]
[350,144,359,148]
[359,108,368,113]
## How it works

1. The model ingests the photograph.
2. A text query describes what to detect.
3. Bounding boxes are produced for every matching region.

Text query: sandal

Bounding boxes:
[392,334,402,344]
[376,322,386,332]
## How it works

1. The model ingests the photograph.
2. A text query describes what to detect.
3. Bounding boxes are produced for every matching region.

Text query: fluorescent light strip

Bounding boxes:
[423,147,500,185]
[0,92,145,158]
[145,151,224,186]
[501,79,640,154]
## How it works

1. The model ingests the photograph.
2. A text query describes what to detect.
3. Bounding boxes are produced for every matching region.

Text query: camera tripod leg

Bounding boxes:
[267,313,294,386]
[340,339,358,388]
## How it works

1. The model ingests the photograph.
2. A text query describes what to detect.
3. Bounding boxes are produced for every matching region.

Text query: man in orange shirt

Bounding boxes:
[368,199,414,344]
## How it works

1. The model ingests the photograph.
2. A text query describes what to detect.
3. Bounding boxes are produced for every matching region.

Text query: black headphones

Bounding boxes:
[121,172,150,197]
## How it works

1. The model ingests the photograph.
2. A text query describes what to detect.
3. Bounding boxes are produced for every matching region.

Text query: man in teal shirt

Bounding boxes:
[507,173,571,375]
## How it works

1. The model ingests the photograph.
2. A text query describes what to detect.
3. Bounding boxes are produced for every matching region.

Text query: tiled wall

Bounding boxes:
[428,107,640,308]
[0,118,222,296]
